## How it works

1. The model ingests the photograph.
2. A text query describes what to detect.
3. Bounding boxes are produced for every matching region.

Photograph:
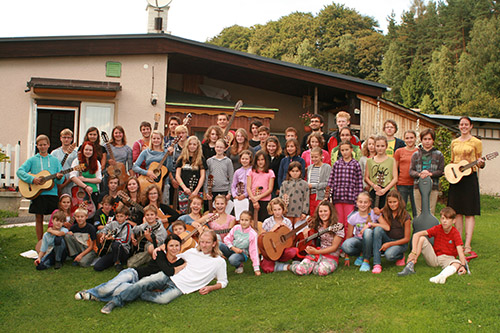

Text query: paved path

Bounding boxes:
[0,215,49,228]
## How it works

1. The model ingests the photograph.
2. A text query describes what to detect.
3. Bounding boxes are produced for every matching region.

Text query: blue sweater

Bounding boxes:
[277,156,306,188]
[17,154,63,196]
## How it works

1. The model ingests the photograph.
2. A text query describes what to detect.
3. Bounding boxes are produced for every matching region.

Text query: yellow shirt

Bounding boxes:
[450,136,482,172]
[386,139,396,157]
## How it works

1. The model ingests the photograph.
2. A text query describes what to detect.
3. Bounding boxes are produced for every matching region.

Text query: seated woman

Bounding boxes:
[75,234,185,302]
[142,184,179,228]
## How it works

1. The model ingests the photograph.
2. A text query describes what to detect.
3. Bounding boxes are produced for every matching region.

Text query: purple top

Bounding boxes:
[328,159,363,205]
[231,166,251,198]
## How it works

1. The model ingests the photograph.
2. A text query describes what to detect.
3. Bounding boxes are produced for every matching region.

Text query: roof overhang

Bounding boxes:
[1,34,388,99]
[26,77,122,98]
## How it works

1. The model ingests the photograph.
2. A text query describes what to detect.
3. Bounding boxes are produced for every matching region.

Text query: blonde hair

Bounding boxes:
[143,204,158,215]
[230,128,250,155]
[362,135,377,157]
[60,128,73,137]
[149,130,164,150]
[267,197,287,215]
[178,136,203,169]
[175,125,188,135]
[336,111,351,121]
[74,207,88,216]
[196,229,222,257]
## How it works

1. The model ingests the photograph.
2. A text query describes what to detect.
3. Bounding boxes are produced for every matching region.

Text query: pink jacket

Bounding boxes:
[301,149,331,169]
[223,225,260,270]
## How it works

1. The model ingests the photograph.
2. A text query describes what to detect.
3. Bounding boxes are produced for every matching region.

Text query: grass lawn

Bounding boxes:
[1,196,499,332]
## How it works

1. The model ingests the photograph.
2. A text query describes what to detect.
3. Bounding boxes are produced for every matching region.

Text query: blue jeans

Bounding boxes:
[36,237,67,270]
[372,227,408,265]
[111,271,182,307]
[219,243,247,268]
[341,228,373,260]
[87,268,139,302]
[397,185,417,218]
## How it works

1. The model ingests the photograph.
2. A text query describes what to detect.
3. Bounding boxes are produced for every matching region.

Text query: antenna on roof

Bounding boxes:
[146,0,172,34]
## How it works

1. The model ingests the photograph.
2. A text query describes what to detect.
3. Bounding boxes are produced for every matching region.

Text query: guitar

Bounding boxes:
[223,100,243,146]
[207,175,214,213]
[117,190,170,230]
[324,185,331,202]
[252,186,264,230]
[166,113,192,149]
[59,143,77,167]
[153,112,161,131]
[444,151,498,184]
[98,228,115,257]
[132,222,162,255]
[71,186,97,219]
[258,218,309,261]
[19,163,86,200]
[179,213,219,253]
[373,170,386,209]
[101,132,129,188]
[138,114,193,196]
[295,223,344,258]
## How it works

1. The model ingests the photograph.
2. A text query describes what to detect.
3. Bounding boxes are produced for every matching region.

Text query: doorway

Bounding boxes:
[36,108,75,153]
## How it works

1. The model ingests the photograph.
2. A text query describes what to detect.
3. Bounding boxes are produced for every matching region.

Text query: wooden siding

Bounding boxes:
[358,95,437,141]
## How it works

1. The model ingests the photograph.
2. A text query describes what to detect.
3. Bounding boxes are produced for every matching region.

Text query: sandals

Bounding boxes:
[464,247,478,261]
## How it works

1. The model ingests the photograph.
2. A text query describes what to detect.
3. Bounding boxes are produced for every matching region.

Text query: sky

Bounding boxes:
[0,0,413,42]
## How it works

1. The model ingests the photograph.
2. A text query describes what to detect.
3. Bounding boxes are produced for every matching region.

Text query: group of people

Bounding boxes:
[17,110,484,314]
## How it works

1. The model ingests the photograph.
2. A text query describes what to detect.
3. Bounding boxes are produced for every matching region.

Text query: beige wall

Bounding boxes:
[478,139,500,196]
[0,54,168,163]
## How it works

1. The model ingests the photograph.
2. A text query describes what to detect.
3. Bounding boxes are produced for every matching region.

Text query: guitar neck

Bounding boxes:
[104,142,117,162]
[42,166,76,181]
[285,222,308,240]
[214,228,232,235]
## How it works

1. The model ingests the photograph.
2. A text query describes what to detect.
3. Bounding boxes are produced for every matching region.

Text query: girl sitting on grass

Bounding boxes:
[370,189,411,274]
[288,200,344,276]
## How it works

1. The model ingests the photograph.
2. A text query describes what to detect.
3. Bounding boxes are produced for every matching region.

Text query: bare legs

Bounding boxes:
[454,214,475,252]
[35,214,44,241]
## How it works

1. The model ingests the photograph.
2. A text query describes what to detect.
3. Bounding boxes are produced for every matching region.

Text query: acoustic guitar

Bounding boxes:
[295,223,344,258]
[258,218,309,261]
[117,190,170,230]
[444,151,498,184]
[138,114,192,196]
[71,186,96,219]
[179,213,219,253]
[206,175,214,213]
[101,132,129,188]
[19,163,86,200]
[57,143,77,195]
[223,100,243,146]
[373,170,386,209]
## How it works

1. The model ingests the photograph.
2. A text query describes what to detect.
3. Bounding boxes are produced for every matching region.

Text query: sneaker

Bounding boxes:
[397,261,415,277]
[235,265,244,274]
[115,264,124,272]
[372,264,382,274]
[54,261,62,270]
[101,301,116,314]
[354,257,363,266]
[395,255,406,267]
[359,262,370,272]
[75,291,98,301]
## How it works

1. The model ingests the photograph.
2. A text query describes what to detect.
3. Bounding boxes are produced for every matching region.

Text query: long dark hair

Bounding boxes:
[381,189,407,226]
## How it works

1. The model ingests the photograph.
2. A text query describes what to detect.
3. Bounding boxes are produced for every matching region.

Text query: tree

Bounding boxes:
[208,25,252,52]
[380,41,407,103]
[400,56,431,108]
[428,45,459,114]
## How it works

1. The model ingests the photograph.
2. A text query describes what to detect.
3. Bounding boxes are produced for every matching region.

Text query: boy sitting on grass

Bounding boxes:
[65,207,98,267]
[398,207,467,284]
[35,210,68,270]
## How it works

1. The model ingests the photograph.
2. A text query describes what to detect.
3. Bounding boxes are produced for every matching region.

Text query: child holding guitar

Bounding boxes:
[132,130,171,196]
[364,136,398,210]
[177,195,204,230]
[288,200,344,276]
[260,197,296,273]
[328,141,363,230]
[17,134,63,241]
[51,128,77,196]
[70,141,102,216]
[175,136,207,214]
[279,161,309,227]
[341,192,380,272]
[206,139,234,203]
[247,150,275,222]
[221,211,261,275]
[307,147,331,216]
[231,150,253,219]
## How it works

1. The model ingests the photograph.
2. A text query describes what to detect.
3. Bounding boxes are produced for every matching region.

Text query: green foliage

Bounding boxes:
[0,149,9,163]
[1,205,500,331]
[428,45,459,113]
[401,56,431,108]
[434,127,454,199]
[208,25,252,52]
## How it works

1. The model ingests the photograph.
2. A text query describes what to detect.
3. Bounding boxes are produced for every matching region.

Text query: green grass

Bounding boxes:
[0,210,17,225]
[1,197,499,332]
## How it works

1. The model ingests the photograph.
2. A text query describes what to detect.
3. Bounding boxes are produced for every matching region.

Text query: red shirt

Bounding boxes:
[427,225,463,257]
[394,147,418,186]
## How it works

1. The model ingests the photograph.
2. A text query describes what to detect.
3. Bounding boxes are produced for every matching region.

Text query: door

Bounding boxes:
[36,108,75,153]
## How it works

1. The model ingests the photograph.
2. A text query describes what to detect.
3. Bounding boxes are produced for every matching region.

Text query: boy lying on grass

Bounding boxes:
[398,206,468,284]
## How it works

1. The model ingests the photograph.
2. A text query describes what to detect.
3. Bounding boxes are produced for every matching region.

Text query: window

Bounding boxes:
[79,102,114,143]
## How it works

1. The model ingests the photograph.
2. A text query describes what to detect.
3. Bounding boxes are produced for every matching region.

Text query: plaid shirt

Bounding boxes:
[328,159,363,204]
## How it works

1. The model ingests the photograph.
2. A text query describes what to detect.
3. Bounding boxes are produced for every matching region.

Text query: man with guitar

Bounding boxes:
[17,135,63,241]
[51,128,77,196]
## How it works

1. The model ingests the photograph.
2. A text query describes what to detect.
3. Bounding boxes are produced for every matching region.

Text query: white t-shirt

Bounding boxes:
[171,248,228,294]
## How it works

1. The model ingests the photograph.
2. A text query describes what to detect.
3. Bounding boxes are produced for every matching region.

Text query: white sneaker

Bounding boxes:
[75,291,97,301]
[235,266,244,274]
